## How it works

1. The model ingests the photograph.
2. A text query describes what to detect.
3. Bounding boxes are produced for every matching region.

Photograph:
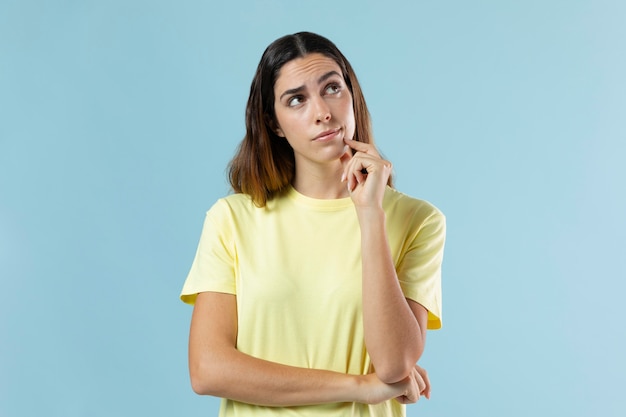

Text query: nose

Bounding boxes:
[313,97,331,123]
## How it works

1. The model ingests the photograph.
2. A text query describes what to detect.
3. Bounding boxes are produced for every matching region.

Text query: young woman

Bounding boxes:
[181,32,446,416]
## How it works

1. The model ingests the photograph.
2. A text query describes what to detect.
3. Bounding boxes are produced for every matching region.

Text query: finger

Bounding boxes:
[346,153,375,177]
[344,156,366,190]
[395,395,414,405]
[344,138,380,157]
[405,372,420,403]
[415,365,431,399]
[345,162,357,191]
[421,369,431,399]
[353,165,367,185]
[415,374,426,397]
[412,368,425,400]
[350,151,392,174]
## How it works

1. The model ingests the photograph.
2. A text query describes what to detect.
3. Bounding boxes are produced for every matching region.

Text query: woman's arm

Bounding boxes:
[342,139,428,384]
[188,291,422,406]
[359,212,427,383]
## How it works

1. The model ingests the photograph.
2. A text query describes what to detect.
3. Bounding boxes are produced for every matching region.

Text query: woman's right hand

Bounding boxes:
[360,364,431,405]
[394,364,431,404]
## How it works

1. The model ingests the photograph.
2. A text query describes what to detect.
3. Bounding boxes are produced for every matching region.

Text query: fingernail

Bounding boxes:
[341,173,346,182]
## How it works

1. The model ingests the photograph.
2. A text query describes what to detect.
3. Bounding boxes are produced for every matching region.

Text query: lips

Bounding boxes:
[313,128,341,141]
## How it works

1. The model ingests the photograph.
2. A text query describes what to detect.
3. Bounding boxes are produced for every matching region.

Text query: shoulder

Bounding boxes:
[201,194,252,228]
[215,192,255,209]
[383,187,445,225]
[206,192,290,220]
[207,192,258,215]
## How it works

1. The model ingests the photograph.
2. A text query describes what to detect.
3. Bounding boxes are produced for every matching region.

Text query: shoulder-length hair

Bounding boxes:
[228,31,392,207]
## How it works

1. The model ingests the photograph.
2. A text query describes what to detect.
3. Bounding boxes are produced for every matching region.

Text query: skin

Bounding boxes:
[273,53,354,199]
[188,52,432,406]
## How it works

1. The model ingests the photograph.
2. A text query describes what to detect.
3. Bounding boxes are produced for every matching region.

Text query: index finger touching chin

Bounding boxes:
[344,138,372,152]
[345,139,381,158]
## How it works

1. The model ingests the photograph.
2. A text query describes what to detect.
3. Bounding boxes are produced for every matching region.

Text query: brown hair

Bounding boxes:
[228,31,391,207]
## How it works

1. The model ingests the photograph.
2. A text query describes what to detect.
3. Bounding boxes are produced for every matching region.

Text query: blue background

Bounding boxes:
[1,1,625,416]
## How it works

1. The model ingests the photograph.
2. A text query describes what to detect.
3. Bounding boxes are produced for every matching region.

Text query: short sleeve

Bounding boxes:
[180,199,237,305]
[397,209,446,329]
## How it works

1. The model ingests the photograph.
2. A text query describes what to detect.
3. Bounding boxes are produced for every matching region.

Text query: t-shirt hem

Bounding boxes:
[180,287,237,305]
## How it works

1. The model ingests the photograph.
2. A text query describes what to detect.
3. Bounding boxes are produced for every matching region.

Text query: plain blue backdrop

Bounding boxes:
[1,1,625,416]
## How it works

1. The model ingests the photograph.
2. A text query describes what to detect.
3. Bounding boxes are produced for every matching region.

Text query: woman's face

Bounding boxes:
[272,53,355,168]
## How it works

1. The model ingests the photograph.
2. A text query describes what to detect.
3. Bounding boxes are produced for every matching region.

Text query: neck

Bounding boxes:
[292,161,349,199]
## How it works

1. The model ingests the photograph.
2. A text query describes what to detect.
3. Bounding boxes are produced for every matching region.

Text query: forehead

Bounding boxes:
[274,53,343,91]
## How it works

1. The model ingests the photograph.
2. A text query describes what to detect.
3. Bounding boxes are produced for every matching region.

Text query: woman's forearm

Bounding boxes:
[191,345,364,406]
[341,139,426,383]
[189,292,411,407]
[357,208,425,384]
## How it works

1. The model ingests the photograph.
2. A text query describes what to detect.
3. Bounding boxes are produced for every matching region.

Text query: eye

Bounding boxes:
[287,95,304,107]
[324,83,342,95]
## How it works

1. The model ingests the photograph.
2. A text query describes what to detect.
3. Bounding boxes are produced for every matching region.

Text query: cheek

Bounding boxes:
[274,110,292,134]
[344,103,356,137]
[275,111,307,140]
[277,115,299,136]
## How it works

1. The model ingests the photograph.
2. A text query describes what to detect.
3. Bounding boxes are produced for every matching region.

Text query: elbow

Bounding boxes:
[190,374,211,396]
[189,343,237,396]
[376,348,425,384]
[376,361,415,384]
[190,370,212,396]
[189,361,222,396]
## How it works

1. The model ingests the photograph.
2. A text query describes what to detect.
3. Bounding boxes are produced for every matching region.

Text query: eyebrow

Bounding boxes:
[279,70,342,100]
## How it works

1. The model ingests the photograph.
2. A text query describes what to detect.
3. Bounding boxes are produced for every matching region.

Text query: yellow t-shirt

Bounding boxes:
[181,186,445,416]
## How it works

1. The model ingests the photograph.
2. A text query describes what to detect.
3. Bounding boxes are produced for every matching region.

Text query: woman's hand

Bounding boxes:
[340,139,392,211]
[394,364,431,404]
[359,364,431,405]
